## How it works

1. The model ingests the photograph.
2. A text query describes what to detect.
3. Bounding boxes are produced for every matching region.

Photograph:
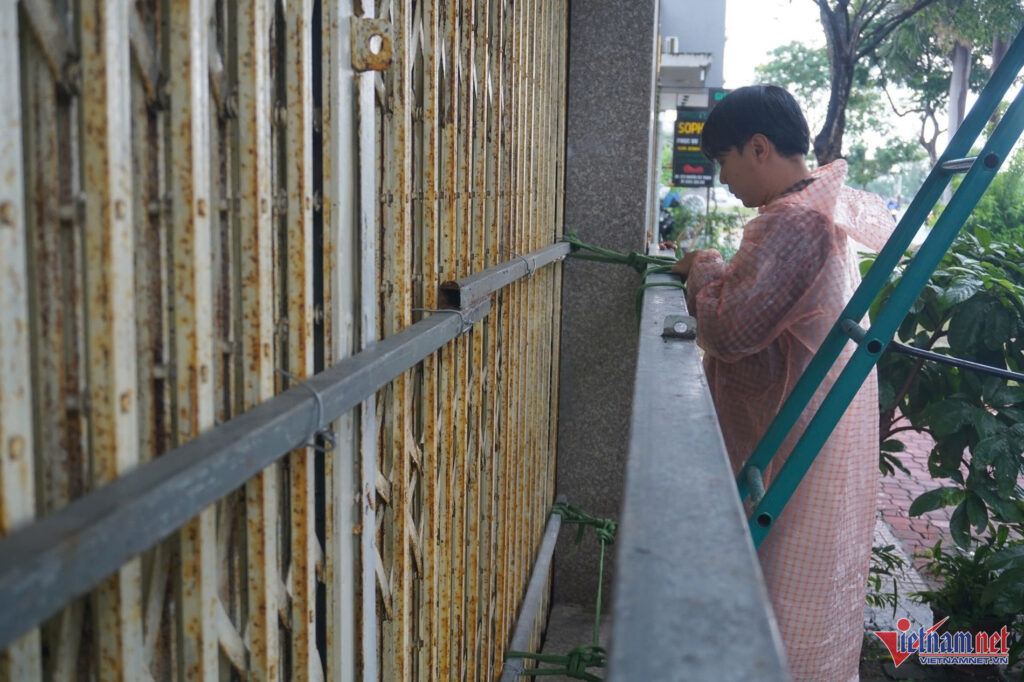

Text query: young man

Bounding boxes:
[673,85,894,681]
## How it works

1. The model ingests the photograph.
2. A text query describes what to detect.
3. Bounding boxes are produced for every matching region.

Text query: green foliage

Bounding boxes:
[754,41,888,147]
[846,139,928,199]
[912,526,1024,638]
[965,145,1024,243]
[662,204,748,262]
[866,543,907,614]
[873,0,1024,161]
[866,229,1024,550]
[659,141,673,187]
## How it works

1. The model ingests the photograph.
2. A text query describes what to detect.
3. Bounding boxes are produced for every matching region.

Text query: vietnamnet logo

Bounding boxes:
[874,617,1010,667]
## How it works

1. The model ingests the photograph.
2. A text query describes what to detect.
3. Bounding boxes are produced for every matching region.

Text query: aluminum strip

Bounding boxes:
[284,1,320,678]
[321,1,361,679]
[422,0,443,676]
[498,496,565,682]
[78,0,146,677]
[355,0,380,676]
[166,1,218,677]
[439,242,569,312]
[0,4,43,678]
[235,0,281,677]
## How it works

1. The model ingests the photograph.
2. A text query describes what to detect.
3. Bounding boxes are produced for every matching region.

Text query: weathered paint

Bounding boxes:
[355,0,381,677]
[378,0,414,675]
[78,0,146,678]
[321,1,361,679]
[4,1,569,679]
[167,1,218,678]
[0,4,42,680]
[236,0,281,678]
[284,1,321,679]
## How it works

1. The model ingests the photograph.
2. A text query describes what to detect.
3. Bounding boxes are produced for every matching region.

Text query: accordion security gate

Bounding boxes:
[0,0,567,680]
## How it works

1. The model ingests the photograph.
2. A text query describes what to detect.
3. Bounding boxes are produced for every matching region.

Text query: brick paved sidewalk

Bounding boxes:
[876,424,956,582]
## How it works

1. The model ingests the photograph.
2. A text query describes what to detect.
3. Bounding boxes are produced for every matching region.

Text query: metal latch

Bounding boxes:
[350,18,393,72]
[662,315,697,340]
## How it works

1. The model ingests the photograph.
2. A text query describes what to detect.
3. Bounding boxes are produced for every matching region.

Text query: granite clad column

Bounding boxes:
[554,0,659,608]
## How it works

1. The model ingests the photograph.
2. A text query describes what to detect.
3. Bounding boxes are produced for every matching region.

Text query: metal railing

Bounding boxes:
[607,275,790,680]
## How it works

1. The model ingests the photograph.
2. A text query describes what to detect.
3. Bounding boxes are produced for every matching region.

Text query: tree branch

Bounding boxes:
[881,83,921,118]
[856,0,944,59]
[880,322,948,437]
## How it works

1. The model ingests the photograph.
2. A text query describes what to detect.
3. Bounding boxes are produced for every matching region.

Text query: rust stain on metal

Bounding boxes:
[351,18,394,72]
[7,436,25,461]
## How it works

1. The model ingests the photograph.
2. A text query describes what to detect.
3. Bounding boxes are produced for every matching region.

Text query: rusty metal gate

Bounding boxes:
[1,0,568,680]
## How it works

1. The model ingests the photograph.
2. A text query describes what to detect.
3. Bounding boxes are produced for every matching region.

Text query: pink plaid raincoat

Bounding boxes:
[686,160,894,681]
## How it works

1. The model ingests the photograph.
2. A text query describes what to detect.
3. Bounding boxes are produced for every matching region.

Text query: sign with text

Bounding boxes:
[672,108,713,187]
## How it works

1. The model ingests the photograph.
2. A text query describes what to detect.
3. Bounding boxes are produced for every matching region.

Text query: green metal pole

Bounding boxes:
[748,83,1024,547]
[735,26,1024,503]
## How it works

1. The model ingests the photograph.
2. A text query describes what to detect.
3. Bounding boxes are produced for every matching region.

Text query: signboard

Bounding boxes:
[670,88,729,187]
[671,108,713,187]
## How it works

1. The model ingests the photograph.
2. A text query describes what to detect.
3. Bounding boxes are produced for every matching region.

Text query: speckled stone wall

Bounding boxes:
[554,0,659,608]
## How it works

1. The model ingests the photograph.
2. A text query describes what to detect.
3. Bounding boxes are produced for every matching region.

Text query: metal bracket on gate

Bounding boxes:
[350,18,393,72]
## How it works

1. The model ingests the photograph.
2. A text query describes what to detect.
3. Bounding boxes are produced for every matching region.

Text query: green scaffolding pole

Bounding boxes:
[740,26,1024,548]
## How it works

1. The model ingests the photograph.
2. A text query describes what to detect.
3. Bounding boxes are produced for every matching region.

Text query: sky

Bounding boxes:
[722,0,825,88]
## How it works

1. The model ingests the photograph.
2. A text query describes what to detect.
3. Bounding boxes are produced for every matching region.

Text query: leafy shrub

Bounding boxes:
[865,228,1024,549]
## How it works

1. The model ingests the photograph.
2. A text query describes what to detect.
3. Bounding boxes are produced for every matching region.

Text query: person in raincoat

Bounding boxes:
[672,85,894,681]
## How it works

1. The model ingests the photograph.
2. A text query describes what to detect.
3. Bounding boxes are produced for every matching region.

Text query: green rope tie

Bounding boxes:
[564,233,687,321]
[504,645,607,682]
[563,233,676,273]
[506,503,618,680]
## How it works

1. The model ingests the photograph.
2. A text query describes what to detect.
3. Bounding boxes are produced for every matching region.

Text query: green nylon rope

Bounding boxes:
[505,503,618,681]
[563,233,677,273]
[563,233,687,321]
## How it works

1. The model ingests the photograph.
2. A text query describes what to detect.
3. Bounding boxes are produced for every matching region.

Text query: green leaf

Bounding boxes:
[965,492,988,532]
[975,225,992,247]
[909,487,963,516]
[974,482,1024,523]
[988,385,1024,408]
[986,544,1024,571]
[949,501,970,549]
[972,435,1011,467]
[880,438,906,453]
[948,300,986,353]
[940,277,983,305]
[981,566,1024,615]
[969,408,1003,439]
[982,308,1012,351]
[924,399,975,438]
[994,452,1020,497]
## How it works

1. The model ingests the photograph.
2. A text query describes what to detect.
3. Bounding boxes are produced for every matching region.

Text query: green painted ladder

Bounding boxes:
[740,26,1024,548]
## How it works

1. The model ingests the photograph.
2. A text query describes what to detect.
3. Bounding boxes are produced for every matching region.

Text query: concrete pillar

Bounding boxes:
[554,0,659,608]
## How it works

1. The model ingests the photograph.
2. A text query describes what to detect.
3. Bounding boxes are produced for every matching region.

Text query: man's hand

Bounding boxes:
[671,249,709,278]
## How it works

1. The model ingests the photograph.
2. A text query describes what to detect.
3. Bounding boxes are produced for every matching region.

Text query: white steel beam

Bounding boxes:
[0,4,42,678]
[78,0,145,679]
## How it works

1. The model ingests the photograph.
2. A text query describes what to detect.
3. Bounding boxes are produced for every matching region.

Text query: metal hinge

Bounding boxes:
[350,18,393,72]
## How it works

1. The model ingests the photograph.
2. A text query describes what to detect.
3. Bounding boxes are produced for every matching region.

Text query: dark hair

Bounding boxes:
[700,85,810,160]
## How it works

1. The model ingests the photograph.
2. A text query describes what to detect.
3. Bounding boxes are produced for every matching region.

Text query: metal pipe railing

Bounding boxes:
[607,274,789,681]
[499,494,567,682]
[0,243,563,651]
